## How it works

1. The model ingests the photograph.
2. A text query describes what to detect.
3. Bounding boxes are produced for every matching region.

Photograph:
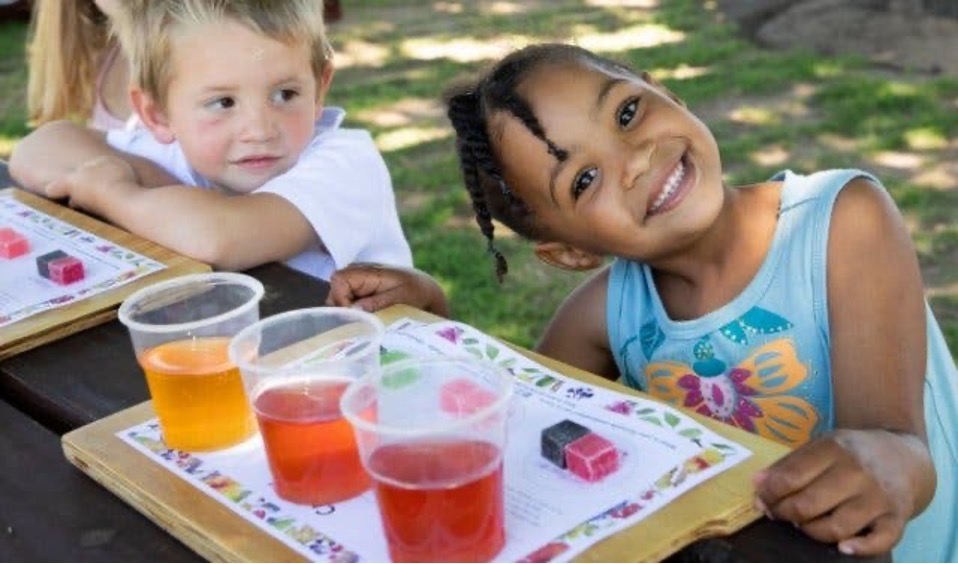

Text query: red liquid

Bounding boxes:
[253,378,370,505]
[369,440,505,563]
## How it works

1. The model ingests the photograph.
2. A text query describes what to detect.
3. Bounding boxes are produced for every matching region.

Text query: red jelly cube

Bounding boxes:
[440,377,497,416]
[565,432,620,482]
[47,256,85,285]
[541,419,590,469]
[0,227,29,258]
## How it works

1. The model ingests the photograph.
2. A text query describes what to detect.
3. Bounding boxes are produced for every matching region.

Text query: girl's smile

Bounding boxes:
[646,153,691,217]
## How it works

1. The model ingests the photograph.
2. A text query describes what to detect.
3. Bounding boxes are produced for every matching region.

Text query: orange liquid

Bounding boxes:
[254,379,370,505]
[141,337,256,451]
[369,440,505,563]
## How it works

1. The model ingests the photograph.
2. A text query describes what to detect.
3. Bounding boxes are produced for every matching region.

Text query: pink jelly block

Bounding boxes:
[47,256,85,285]
[0,228,29,258]
[565,432,620,482]
[440,378,497,416]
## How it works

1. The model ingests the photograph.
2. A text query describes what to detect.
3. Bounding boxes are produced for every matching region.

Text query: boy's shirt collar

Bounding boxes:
[317,106,346,132]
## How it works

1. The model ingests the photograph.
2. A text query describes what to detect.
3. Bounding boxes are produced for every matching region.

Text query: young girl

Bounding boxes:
[329,43,958,561]
[26,0,133,130]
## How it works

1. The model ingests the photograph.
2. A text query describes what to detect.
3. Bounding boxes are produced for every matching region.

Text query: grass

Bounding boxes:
[1,0,956,355]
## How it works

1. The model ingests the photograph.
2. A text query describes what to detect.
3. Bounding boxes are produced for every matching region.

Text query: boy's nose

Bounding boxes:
[240,105,278,143]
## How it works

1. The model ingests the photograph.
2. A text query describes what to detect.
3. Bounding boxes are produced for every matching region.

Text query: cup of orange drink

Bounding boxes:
[228,307,385,505]
[340,356,513,562]
[118,272,263,452]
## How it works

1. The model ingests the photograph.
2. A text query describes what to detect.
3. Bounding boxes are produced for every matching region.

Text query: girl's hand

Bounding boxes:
[752,429,932,556]
[326,264,450,317]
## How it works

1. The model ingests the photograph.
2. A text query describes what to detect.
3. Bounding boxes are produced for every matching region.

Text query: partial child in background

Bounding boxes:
[331,43,958,561]
[10,0,412,280]
[26,0,134,130]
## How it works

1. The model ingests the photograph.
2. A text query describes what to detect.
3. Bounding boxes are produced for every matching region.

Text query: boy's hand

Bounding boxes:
[326,264,449,317]
[44,155,138,212]
[752,429,931,556]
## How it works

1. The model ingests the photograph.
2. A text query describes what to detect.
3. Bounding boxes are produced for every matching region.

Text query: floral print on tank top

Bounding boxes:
[621,306,819,446]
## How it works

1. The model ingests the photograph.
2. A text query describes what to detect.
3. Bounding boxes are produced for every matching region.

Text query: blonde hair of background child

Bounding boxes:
[26,0,110,126]
[111,0,333,108]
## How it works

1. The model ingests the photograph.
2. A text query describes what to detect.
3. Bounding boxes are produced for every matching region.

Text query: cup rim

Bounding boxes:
[228,306,387,375]
[117,272,265,334]
[340,355,514,437]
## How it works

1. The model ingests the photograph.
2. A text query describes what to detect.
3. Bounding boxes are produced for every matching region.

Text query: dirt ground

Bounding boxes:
[717,0,958,77]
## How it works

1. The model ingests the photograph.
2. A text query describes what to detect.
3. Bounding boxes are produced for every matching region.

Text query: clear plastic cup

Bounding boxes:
[118,272,263,452]
[340,356,513,562]
[228,307,385,505]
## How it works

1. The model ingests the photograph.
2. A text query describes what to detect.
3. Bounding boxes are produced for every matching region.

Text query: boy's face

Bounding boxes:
[491,61,725,265]
[140,20,325,194]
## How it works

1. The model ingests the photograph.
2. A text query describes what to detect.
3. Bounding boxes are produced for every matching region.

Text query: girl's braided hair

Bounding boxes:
[444,43,634,281]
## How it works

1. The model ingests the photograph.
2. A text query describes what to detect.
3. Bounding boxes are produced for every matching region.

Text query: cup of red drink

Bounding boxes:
[340,356,513,563]
[228,307,385,506]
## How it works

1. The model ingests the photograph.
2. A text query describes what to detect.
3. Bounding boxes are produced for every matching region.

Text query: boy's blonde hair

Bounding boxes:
[113,0,332,108]
[26,0,110,126]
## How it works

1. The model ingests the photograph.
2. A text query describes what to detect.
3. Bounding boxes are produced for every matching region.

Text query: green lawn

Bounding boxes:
[1,1,956,354]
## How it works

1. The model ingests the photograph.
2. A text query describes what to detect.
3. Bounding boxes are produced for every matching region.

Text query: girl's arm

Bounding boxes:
[753,177,935,556]
[535,266,619,380]
[326,264,451,317]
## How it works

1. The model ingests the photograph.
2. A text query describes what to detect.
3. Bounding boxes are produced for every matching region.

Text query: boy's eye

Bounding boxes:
[207,96,235,111]
[271,89,300,104]
[618,97,638,128]
[572,168,598,201]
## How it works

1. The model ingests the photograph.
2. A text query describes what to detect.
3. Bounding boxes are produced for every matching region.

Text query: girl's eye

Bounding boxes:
[572,168,598,201]
[618,97,638,128]
[206,96,235,111]
[271,89,300,104]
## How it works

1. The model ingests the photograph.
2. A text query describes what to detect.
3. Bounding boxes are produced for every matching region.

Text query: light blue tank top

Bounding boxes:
[606,169,957,562]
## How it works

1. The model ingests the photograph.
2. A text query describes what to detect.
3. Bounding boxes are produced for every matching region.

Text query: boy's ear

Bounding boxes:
[314,63,336,115]
[534,241,603,271]
[130,87,176,144]
[641,71,686,107]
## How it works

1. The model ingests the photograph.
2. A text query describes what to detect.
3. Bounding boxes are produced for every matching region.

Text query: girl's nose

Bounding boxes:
[622,140,653,191]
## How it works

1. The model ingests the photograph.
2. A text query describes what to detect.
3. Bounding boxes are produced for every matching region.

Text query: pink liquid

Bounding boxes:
[253,379,369,505]
[368,440,505,563]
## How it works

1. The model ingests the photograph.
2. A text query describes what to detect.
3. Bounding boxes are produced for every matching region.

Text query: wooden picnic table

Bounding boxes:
[0,160,883,562]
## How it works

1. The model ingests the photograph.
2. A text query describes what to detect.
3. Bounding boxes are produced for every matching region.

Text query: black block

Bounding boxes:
[541,419,590,469]
[36,250,69,280]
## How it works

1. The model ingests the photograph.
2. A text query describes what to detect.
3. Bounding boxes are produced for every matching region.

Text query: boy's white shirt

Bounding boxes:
[105,107,413,280]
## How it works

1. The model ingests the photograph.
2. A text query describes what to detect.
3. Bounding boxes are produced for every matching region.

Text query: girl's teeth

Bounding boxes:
[651,161,685,213]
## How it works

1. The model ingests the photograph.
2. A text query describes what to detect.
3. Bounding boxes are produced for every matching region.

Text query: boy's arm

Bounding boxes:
[45,156,315,271]
[13,121,315,271]
[535,266,618,380]
[754,177,934,556]
[9,120,179,190]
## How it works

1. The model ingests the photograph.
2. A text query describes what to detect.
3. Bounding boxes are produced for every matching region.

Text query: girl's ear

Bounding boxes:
[534,241,604,271]
[130,87,176,144]
[641,71,686,107]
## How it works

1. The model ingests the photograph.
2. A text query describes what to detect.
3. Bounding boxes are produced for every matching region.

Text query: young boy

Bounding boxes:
[10,0,412,280]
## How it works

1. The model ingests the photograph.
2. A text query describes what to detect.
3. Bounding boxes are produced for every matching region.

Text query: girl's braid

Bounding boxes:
[447,87,511,281]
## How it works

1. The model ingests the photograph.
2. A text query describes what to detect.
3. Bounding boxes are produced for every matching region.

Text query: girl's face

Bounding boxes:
[491,60,725,264]
[137,20,325,194]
